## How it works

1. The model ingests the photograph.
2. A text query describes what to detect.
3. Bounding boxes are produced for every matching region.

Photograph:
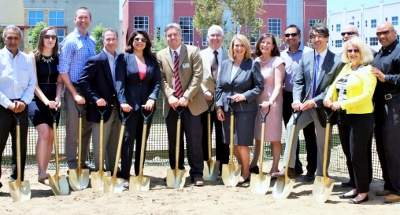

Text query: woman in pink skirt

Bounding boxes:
[251,33,285,174]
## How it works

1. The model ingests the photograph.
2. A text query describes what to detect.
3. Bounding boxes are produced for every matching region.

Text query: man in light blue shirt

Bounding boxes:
[59,7,96,170]
[0,25,36,187]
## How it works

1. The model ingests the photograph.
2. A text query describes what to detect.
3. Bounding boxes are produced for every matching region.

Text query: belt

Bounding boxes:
[384,92,400,101]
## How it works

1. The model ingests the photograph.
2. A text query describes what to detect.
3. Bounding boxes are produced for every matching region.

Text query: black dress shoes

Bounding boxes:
[339,193,358,199]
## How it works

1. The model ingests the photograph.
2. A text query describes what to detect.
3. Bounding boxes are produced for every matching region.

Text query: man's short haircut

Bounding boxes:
[286,24,301,36]
[164,23,182,35]
[207,25,224,37]
[310,23,329,38]
[75,7,92,19]
[2,25,23,39]
[102,28,118,42]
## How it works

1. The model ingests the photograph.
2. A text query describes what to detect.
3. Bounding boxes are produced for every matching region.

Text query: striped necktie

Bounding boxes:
[173,51,183,98]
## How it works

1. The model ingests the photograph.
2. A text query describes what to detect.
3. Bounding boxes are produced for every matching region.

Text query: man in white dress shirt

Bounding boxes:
[0,25,36,188]
[200,25,229,174]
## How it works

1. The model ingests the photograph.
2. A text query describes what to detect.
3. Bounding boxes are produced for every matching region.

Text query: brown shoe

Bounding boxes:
[384,194,400,203]
[376,190,391,196]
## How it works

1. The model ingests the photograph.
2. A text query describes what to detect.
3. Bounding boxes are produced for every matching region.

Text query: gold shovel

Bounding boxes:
[104,110,131,193]
[203,106,219,181]
[166,108,186,189]
[221,104,241,187]
[9,111,31,202]
[250,106,271,194]
[313,111,335,203]
[130,108,153,191]
[273,112,302,199]
[48,109,70,195]
[90,107,110,192]
[68,104,90,191]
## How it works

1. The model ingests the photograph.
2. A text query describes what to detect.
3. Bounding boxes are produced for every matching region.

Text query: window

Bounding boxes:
[357,21,360,28]
[309,19,322,27]
[349,22,354,25]
[335,40,342,48]
[201,29,208,47]
[134,16,149,32]
[268,18,281,36]
[336,24,341,32]
[392,16,398,25]
[365,38,368,44]
[48,11,64,26]
[365,20,368,27]
[28,10,44,26]
[371,19,377,28]
[370,37,378,46]
[179,16,193,45]
[56,29,65,42]
[331,25,334,31]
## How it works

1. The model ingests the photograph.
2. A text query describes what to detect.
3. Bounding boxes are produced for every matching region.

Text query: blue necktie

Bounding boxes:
[312,54,320,97]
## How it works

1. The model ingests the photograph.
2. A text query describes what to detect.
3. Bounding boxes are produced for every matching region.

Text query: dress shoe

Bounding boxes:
[249,166,259,174]
[384,193,400,203]
[302,173,315,182]
[376,190,391,196]
[340,193,358,199]
[350,195,369,204]
[238,176,250,187]
[295,168,304,176]
[192,177,204,187]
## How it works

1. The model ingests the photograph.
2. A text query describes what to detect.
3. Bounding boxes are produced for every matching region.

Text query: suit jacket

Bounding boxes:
[78,51,126,123]
[123,53,161,111]
[200,47,229,95]
[293,49,342,125]
[215,58,264,113]
[157,44,208,116]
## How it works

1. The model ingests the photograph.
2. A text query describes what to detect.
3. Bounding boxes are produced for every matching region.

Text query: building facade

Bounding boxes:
[122,0,327,49]
[328,1,400,53]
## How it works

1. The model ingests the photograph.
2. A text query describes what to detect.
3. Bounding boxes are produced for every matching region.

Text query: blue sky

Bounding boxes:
[328,0,399,13]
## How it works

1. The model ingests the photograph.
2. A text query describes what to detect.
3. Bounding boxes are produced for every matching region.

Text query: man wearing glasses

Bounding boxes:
[341,25,359,42]
[277,24,341,179]
[280,24,317,181]
[371,22,400,203]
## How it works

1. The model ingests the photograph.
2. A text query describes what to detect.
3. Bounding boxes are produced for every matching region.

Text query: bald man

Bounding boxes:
[372,22,400,203]
[341,24,359,42]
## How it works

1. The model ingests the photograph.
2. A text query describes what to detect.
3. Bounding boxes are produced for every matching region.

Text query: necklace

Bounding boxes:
[41,55,54,63]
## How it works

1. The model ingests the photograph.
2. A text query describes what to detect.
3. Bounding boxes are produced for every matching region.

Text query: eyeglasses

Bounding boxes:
[376,30,390,36]
[341,32,356,36]
[44,35,57,40]
[284,33,298,38]
[134,37,147,42]
[347,49,359,53]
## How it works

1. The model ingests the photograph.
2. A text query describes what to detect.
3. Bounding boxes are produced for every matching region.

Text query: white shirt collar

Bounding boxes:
[103,48,118,59]
[315,48,328,58]
[2,47,21,58]
[170,45,182,56]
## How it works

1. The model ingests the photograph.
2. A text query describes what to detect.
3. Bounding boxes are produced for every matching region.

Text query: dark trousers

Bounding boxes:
[166,108,203,178]
[380,95,400,194]
[282,90,317,175]
[200,109,229,170]
[120,111,152,179]
[338,112,373,193]
[0,107,28,181]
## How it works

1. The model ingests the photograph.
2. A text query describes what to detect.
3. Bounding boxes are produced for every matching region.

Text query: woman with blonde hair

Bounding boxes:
[324,36,376,204]
[215,34,264,184]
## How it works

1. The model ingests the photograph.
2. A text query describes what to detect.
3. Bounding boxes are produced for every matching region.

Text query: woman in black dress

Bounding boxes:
[119,30,161,179]
[28,27,63,183]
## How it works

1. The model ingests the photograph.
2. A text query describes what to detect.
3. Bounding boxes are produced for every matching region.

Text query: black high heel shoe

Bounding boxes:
[339,193,358,199]
[350,195,369,204]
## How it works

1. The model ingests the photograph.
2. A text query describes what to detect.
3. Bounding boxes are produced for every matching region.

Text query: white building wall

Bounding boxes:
[328,1,400,54]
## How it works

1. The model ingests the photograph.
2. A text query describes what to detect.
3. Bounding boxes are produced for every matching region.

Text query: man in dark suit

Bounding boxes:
[157,23,208,186]
[276,24,341,178]
[78,29,132,172]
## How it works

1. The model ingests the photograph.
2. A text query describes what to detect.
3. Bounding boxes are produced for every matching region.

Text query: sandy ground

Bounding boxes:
[0,165,399,215]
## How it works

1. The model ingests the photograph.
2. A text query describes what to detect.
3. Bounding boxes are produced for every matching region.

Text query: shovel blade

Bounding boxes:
[68,169,90,191]
[272,176,295,199]
[9,180,31,202]
[49,175,70,195]
[203,160,219,181]
[103,177,125,193]
[90,171,110,192]
[312,176,335,203]
[129,176,150,192]
[249,173,271,194]
[221,163,241,187]
[166,169,186,189]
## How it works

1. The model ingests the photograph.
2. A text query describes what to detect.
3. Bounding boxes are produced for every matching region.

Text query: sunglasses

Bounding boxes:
[284,33,298,37]
[44,35,57,40]
[347,49,359,53]
[341,32,356,36]
[134,37,147,42]
[376,30,390,36]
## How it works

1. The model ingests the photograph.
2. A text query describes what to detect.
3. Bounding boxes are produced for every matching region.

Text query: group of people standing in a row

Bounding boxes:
[0,6,399,204]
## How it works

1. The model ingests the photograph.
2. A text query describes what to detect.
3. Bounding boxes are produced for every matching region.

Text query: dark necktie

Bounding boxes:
[173,51,183,98]
[211,50,219,78]
[312,54,321,97]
